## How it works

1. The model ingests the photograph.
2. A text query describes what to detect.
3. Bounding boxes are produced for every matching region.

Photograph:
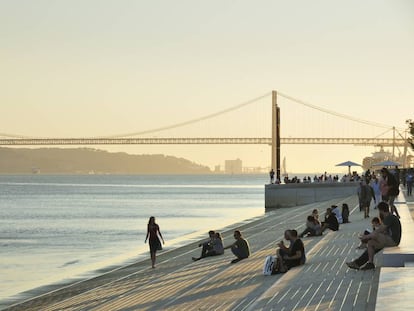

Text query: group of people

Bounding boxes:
[144,217,304,273]
[347,167,403,270]
[143,201,351,271]
[191,227,307,274]
[145,203,400,274]
[299,204,350,238]
[145,167,406,271]
[269,169,351,185]
[298,198,402,271]
[346,201,401,270]
[358,167,401,219]
[192,229,251,263]
[144,218,251,268]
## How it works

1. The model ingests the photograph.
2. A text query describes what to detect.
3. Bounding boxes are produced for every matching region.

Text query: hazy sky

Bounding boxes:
[1,0,413,173]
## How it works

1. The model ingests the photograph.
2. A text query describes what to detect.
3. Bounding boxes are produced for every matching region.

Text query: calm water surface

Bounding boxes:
[0,174,266,301]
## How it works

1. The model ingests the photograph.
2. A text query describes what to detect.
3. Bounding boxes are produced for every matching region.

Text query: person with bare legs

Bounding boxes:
[145,216,165,268]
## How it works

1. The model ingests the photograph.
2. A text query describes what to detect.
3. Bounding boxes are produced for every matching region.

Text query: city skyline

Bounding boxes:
[1,1,413,173]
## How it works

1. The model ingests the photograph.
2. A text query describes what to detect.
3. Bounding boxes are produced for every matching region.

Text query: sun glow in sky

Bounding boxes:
[1,0,413,173]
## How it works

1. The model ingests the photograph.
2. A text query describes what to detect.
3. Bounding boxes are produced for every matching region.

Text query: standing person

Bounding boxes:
[393,166,401,185]
[145,216,165,268]
[406,169,413,196]
[370,176,382,209]
[357,182,364,212]
[269,169,275,184]
[358,180,375,218]
[381,167,400,218]
[224,230,250,263]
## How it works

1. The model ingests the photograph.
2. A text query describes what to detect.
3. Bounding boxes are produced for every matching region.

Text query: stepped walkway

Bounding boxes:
[375,190,414,311]
[3,194,410,311]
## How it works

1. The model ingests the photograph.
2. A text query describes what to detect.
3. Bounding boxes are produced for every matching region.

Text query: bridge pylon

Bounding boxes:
[271,90,281,181]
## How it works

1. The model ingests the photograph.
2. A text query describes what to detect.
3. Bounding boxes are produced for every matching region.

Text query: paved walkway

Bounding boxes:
[1,195,399,311]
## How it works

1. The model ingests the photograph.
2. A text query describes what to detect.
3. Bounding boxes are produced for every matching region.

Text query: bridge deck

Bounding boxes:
[0,137,406,146]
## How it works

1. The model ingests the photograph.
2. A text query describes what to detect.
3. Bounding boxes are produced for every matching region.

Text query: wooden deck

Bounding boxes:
[2,195,387,311]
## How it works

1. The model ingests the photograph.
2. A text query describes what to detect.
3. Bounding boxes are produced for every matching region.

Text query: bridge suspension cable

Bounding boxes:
[1,91,406,139]
[277,91,403,131]
[105,92,272,138]
[373,128,394,139]
[0,132,34,139]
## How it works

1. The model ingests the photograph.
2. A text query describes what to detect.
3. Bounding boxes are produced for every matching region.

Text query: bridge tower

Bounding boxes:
[271,90,281,181]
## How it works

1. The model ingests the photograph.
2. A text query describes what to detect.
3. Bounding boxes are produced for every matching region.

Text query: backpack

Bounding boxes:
[263,255,276,276]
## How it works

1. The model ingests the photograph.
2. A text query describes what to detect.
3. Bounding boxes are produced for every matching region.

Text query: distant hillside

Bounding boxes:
[0,147,212,174]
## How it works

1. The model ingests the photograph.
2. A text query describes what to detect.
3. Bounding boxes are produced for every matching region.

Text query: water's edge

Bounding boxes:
[1,212,266,309]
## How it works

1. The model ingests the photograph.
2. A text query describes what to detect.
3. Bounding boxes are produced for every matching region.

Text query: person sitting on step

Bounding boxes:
[321,207,339,232]
[346,202,401,270]
[356,217,381,249]
[273,229,306,274]
[299,215,322,238]
[224,230,250,264]
[192,230,224,261]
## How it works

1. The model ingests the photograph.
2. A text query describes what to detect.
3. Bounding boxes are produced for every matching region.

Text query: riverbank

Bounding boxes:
[2,194,386,311]
[0,174,265,301]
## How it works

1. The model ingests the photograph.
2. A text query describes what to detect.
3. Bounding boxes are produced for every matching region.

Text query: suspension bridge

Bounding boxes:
[0,137,405,146]
[1,90,410,175]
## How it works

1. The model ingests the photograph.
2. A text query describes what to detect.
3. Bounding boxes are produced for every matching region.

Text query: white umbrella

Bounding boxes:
[336,160,361,175]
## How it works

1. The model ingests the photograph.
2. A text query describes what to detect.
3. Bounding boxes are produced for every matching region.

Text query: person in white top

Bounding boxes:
[331,205,343,224]
[369,175,381,209]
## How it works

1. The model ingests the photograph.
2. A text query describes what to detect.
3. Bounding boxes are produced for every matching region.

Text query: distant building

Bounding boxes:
[225,159,242,174]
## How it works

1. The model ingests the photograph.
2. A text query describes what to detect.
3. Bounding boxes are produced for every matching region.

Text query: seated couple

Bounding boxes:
[193,229,251,264]
[273,229,306,274]
[300,215,322,237]
[299,207,339,238]
[192,230,224,261]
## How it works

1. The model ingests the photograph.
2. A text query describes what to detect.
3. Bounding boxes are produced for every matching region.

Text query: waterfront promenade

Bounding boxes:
[2,192,413,311]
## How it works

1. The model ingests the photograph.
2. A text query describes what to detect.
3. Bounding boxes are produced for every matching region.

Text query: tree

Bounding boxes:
[407,119,414,151]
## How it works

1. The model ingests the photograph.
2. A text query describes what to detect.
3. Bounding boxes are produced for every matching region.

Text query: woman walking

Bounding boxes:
[145,216,165,268]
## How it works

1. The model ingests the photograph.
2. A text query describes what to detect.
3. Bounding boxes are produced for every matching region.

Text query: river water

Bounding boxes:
[0,174,267,301]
